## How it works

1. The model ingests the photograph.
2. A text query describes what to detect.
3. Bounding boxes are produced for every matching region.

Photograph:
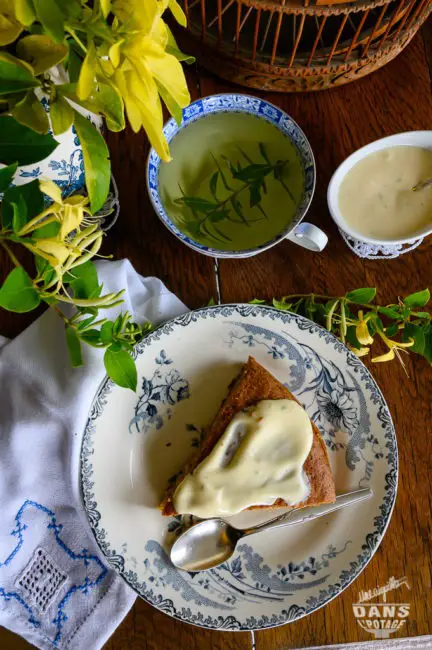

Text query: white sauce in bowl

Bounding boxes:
[338,146,432,240]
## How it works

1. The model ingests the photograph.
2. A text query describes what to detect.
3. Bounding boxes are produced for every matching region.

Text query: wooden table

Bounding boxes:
[1,25,432,650]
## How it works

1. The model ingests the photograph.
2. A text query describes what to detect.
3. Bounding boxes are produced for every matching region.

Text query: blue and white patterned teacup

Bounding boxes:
[147,94,327,258]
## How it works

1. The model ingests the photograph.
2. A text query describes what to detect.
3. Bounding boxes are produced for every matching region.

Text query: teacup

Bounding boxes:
[147,94,327,258]
[328,131,432,246]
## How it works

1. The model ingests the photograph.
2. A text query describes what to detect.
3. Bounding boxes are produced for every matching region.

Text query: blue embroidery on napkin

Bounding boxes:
[0,500,108,647]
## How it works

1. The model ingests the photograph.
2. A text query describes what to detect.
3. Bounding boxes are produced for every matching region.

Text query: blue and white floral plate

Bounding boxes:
[80,305,397,631]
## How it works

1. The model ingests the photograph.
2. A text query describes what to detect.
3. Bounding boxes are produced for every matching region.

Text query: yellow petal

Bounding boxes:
[113,69,143,132]
[393,338,414,349]
[100,0,111,18]
[78,41,96,100]
[126,68,170,161]
[39,178,63,204]
[24,239,71,267]
[109,40,123,68]
[112,0,160,32]
[348,345,370,358]
[60,205,84,239]
[371,349,395,363]
[356,321,374,346]
[168,0,187,27]
[64,194,89,207]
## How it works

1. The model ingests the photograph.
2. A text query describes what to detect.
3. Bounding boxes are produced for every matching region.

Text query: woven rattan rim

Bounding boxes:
[233,0,411,16]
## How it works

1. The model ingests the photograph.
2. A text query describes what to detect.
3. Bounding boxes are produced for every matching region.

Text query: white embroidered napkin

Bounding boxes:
[0,260,187,650]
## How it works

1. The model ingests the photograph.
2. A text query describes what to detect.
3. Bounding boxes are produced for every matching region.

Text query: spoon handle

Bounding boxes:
[240,487,373,538]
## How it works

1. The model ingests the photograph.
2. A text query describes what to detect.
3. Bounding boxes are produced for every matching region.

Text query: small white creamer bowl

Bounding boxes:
[327,131,432,246]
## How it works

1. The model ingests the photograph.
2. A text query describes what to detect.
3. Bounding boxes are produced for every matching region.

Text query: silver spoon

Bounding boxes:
[170,487,373,572]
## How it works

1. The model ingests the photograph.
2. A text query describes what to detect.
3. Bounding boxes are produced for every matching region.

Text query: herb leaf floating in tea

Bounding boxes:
[175,143,295,244]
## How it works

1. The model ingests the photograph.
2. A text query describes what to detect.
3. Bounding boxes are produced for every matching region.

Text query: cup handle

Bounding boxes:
[285,222,328,252]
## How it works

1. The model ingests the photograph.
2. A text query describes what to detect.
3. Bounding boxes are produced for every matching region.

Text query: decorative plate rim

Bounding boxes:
[146,93,316,259]
[80,304,398,631]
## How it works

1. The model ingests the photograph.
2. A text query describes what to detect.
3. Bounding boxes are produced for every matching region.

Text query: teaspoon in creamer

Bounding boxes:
[170,487,373,572]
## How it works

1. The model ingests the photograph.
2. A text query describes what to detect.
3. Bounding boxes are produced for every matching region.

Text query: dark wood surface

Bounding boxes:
[1,25,432,650]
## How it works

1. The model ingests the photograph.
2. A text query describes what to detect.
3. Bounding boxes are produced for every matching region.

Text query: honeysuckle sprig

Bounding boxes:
[0,175,151,390]
[252,287,431,371]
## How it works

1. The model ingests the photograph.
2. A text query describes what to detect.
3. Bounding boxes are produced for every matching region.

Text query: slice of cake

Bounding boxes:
[160,356,336,517]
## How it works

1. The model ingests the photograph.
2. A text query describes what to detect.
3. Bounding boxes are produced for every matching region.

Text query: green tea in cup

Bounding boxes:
[158,112,305,251]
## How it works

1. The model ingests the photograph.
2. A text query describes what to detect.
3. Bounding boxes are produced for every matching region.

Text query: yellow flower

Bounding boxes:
[371,330,414,363]
[106,0,190,161]
[24,238,74,268]
[348,344,370,358]
[355,311,374,346]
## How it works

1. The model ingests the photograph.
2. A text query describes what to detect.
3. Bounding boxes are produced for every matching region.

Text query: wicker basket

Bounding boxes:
[176,0,432,91]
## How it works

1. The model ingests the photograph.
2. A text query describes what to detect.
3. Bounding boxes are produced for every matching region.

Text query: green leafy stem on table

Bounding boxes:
[250,287,432,370]
[174,143,296,244]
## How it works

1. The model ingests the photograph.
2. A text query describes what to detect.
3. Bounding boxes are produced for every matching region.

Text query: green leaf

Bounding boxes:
[2,179,44,228]
[179,197,217,213]
[378,306,400,319]
[33,220,61,238]
[208,209,229,223]
[272,298,292,311]
[207,297,216,306]
[0,55,40,95]
[79,329,102,347]
[250,298,266,304]
[423,325,432,363]
[385,323,398,337]
[209,171,218,199]
[66,326,83,367]
[76,315,95,330]
[0,116,59,165]
[16,34,68,75]
[73,110,110,212]
[100,321,114,344]
[104,346,137,391]
[66,41,83,83]
[11,90,50,134]
[0,7,23,46]
[258,142,270,164]
[230,196,244,220]
[403,289,430,308]
[11,195,28,232]
[65,260,101,299]
[402,323,425,354]
[165,26,195,63]
[346,288,376,304]
[50,94,74,135]
[0,161,18,192]
[33,0,65,43]
[346,325,362,349]
[0,266,40,312]
[233,163,271,183]
[249,182,261,207]
[412,311,430,319]
[59,82,124,132]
